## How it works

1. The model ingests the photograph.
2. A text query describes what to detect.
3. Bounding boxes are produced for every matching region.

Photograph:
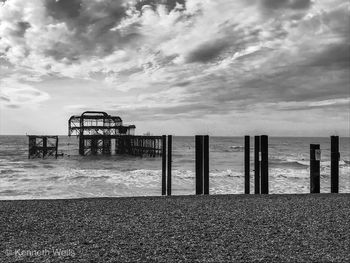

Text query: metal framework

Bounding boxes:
[68,111,135,136]
[68,111,162,156]
[28,135,58,159]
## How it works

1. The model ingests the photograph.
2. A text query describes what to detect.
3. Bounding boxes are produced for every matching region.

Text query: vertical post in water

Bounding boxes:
[254,136,260,194]
[203,135,209,195]
[79,136,85,156]
[244,136,250,194]
[162,135,167,196]
[55,137,58,158]
[195,135,203,195]
[42,137,47,158]
[310,144,320,193]
[261,135,269,194]
[167,135,172,196]
[331,136,339,193]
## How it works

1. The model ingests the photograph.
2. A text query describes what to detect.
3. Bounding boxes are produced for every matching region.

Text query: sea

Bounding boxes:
[0,136,349,199]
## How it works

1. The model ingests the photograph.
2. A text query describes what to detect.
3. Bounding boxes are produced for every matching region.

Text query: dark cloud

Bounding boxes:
[14,22,31,38]
[0,96,10,102]
[135,0,185,12]
[280,101,350,111]
[43,0,135,61]
[46,0,82,20]
[185,39,230,63]
[308,43,350,69]
[261,0,312,10]
[173,81,191,87]
[6,104,20,109]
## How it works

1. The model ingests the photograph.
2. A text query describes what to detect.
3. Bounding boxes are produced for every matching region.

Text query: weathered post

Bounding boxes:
[79,136,85,156]
[261,135,269,194]
[203,135,209,195]
[162,135,167,196]
[244,135,250,194]
[310,144,320,193]
[167,135,172,196]
[55,136,58,158]
[331,136,339,193]
[254,136,260,194]
[195,135,204,195]
[42,137,47,158]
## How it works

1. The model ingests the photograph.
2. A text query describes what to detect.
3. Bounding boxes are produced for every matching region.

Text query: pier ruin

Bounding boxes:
[27,135,58,159]
[68,111,162,156]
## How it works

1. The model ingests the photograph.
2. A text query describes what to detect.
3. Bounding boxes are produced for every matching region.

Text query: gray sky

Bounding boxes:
[0,0,349,136]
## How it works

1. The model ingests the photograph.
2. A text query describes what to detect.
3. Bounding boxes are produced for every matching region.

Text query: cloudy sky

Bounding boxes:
[0,0,349,136]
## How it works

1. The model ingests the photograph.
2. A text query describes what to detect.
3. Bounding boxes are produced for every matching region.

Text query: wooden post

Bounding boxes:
[195,135,203,195]
[260,135,268,194]
[331,136,339,193]
[167,135,172,196]
[42,137,47,158]
[244,135,250,194]
[203,135,209,195]
[254,136,260,194]
[162,135,167,196]
[79,136,85,156]
[310,144,320,193]
[55,137,58,158]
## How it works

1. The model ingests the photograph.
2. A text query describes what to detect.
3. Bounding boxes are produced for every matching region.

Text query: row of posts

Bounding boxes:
[163,135,341,196]
[310,136,340,193]
[244,135,269,194]
[162,135,210,196]
[244,135,340,194]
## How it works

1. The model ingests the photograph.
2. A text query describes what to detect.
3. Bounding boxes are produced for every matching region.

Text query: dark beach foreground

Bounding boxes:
[1,194,349,263]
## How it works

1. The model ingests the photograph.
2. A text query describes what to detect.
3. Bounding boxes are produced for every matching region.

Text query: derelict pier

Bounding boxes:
[68,111,162,157]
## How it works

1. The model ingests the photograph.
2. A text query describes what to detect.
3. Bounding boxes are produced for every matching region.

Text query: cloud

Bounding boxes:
[0,0,349,133]
[261,0,312,10]
[185,38,230,63]
[0,78,50,108]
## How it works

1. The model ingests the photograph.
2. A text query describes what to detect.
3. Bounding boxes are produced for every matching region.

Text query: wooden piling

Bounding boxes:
[167,135,172,196]
[310,144,320,193]
[244,135,250,194]
[331,136,339,193]
[195,135,203,195]
[55,137,58,158]
[79,136,85,156]
[162,135,167,196]
[254,136,260,194]
[260,135,269,194]
[42,137,47,158]
[203,135,209,195]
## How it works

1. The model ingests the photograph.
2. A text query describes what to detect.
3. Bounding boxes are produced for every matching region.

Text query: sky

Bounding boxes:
[0,0,349,136]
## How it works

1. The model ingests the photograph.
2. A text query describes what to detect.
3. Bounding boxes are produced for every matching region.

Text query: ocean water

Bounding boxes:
[0,136,349,199]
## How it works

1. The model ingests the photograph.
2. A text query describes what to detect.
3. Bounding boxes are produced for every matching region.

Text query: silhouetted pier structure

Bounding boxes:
[68,111,162,156]
[27,135,58,159]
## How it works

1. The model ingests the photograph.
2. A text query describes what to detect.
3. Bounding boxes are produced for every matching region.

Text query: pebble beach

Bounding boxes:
[1,194,349,262]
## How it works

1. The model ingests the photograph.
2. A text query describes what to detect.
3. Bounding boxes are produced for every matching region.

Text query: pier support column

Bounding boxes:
[102,138,111,155]
[162,135,167,196]
[254,136,260,194]
[331,136,339,193]
[91,138,98,155]
[195,135,203,195]
[260,135,269,194]
[42,137,47,158]
[310,144,320,193]
[244,136,250,194]
[167,135,172,196]
[79,136,85,156]
[203,135,209,195]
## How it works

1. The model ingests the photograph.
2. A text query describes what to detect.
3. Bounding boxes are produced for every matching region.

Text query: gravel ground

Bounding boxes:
[0,194,349,262]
